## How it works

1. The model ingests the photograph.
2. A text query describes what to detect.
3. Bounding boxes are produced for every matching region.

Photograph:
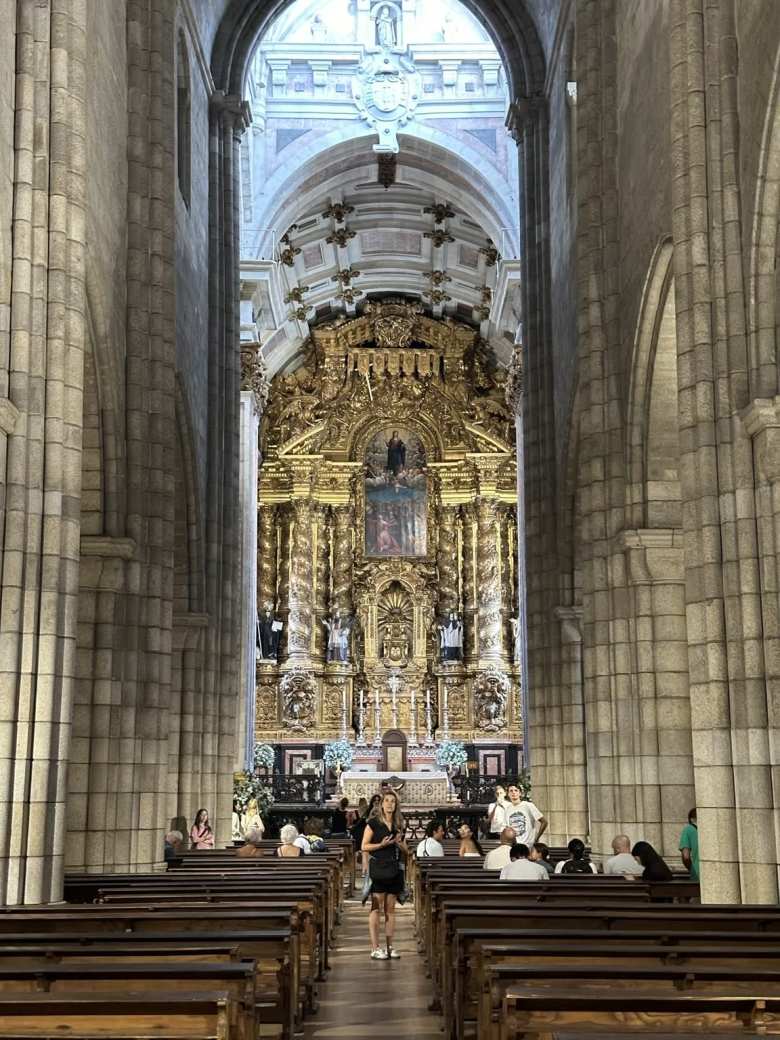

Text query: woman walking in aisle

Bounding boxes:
[362,791,407,960]
[189,808,214,850]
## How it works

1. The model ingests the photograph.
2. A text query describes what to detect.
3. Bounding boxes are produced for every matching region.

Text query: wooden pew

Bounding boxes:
[478,951,780,1040]
[0,990,240,1040]
[0,930,294,1040]
[500,984,780,1039]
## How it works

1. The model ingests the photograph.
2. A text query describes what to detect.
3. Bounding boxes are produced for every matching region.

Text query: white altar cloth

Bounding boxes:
[341,770,449,806]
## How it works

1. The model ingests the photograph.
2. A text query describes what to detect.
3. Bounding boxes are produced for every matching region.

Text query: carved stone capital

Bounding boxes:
[505,346,524,415]
[740,396,780,484]
[241,343,270,415]
[506,94,547,143]
[210,91,252,135]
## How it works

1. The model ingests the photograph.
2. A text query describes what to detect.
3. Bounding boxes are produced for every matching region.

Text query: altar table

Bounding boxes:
[341,770,449,807]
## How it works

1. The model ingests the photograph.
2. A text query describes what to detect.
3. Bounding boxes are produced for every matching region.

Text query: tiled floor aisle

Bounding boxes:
[303,897,442,1038]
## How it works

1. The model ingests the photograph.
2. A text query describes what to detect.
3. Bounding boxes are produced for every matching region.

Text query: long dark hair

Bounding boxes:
[193,808,212,833]
[458,822,485,856]
[631,840,672,879]
[363,793,382,819]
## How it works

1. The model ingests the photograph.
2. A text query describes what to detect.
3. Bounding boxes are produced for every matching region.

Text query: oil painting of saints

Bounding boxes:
[365,426,427,557]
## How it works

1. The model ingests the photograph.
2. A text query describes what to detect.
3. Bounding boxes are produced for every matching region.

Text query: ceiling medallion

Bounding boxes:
[353,52,421,154]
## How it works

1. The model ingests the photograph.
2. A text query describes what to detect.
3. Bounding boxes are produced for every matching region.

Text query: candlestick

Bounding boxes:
[409,685,417,744]
[442,682,449,738]
[373,684,382,746]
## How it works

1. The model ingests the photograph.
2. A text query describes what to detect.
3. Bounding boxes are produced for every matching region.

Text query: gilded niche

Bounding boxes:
[256,299,522,746]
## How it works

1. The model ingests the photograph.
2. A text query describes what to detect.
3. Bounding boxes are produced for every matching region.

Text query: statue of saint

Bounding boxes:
[438,611,463,662]
[257,604,283,662]
[323,610,352,663]
[385,429,406,475]
[375,5,396,49]
[510,616,521,663]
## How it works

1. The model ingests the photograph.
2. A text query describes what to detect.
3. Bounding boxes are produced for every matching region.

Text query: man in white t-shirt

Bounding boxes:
[416,821,445,858]
[604,834,643,876]
[503,785,547,847]
[483,827,516,870]
[499,843,549,880]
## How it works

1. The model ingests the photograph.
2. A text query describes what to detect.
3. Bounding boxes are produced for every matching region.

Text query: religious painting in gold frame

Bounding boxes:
[364,426,427,557]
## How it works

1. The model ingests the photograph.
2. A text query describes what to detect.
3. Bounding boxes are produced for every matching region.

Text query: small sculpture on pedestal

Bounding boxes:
[323,609,353,663]
[438,611,463,662]
[257,602,283,662]
[510,616,521,663]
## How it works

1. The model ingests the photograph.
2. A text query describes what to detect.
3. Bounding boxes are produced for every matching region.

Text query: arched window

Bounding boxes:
[176,31,191,207]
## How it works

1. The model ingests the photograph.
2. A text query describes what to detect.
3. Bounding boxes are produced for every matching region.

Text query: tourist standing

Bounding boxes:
[189,808,214,849]
[362,791,408,960]
[502,784,547,847]
[487,784,508,835]
[679,808,699,881]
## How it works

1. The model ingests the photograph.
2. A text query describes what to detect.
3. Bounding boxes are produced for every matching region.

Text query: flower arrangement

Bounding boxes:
[233,772,274,814]
[253,742,275,772]
[435,740,468,770]
[515,768,532,799]
[322,739,354,772]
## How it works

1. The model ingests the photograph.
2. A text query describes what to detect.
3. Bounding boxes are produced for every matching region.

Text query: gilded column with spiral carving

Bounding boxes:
[257,504,278,609]
[461,502,479,662]
[436,505,460,616]
[332,504,355,616]
[314,504,331,657]
[287,499,315,661]
[476,497,503,662]
[276,505,292,660]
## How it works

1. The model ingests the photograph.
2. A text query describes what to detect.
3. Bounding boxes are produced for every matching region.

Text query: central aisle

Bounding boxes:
[304,896,441,1038]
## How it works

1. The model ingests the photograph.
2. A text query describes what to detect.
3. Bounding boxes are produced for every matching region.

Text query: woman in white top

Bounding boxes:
[487,784,508,835]
[458,823,484,857]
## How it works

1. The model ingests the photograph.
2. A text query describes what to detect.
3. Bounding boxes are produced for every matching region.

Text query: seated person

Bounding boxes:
[530,841,554,875]
[499,842,549,880]
[416,821,445,857]
[632,840,673,881]
[163,830,184,862]
[554,837,598,874]
[483,827,516,870]
[236,827,264,858]
[457,823,484,857]
[604,834,644,876]
[277,823,303,857]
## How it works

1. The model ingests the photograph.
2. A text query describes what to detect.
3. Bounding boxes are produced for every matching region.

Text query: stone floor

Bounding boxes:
[303,897,442,1038]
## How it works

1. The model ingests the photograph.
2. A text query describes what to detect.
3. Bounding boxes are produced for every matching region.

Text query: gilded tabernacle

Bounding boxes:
[256,299,521,765]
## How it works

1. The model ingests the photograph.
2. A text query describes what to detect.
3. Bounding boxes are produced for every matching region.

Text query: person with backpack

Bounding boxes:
[554,837,597,874]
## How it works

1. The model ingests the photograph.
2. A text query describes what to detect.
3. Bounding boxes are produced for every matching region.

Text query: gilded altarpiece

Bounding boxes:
[256,301,522,750]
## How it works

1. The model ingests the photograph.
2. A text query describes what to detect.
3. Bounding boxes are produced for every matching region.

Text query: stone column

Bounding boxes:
[622,530,694,857]
[0,0,88,903]
[286,499,315,663]
[553,608,588,843]
[670,0,776,902]
[208,86,252,845]
[238,344,267,772]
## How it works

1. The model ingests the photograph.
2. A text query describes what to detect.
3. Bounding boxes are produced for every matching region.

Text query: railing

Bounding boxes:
[269,774,323,805]
[453,774,515,805]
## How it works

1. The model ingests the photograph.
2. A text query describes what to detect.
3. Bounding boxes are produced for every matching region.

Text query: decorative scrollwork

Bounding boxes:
[280,668,317,731]
[473,666,510,731]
